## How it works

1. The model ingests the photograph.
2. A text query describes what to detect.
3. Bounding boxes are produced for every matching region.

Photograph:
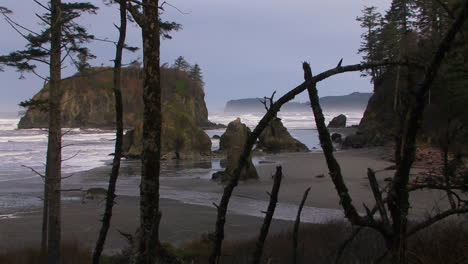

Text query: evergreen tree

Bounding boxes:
[189,63,204,87]
[386,0,418,34]
[0,2,97,263]
[173,55,190,72]
[357,6,383,81]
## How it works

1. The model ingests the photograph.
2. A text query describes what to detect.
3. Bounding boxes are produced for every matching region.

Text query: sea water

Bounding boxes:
[0,110,363,222]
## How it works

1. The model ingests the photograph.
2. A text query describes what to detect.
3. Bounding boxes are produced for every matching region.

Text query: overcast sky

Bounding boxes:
[0,0,390,112]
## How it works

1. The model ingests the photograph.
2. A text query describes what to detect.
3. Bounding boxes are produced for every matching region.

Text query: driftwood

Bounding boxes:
[292,187,310,264]
[92,1,127,263]
[251,166,283,264]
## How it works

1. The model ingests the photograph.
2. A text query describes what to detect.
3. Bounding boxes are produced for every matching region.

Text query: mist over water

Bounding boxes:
[208,109,365,150]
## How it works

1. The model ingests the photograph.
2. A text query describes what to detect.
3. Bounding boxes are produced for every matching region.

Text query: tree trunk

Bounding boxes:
[46,0,62,263]
[136,1,162,263]
[92,1,127,263]
[41,180,48,257]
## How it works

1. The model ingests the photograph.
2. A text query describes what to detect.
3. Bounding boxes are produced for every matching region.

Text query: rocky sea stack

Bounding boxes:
[213,118,258,181]
[18,66,213,129]
[257,117,309,153]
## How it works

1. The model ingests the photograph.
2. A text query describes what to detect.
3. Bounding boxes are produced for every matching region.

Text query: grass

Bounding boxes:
[1,220,466,263]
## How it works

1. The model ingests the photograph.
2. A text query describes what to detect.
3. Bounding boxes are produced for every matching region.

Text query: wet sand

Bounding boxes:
[0,147,453,254]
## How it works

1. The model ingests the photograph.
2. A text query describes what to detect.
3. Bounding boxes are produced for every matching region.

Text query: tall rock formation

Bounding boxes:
[257,118,309,153]
[18,66,210,128]
[213,118,258,181]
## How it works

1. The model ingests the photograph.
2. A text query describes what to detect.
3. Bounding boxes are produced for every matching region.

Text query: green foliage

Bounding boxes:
[0,2,97,77]
[19,98,49,112]
[174,79,188,96]
[160,20,182,39]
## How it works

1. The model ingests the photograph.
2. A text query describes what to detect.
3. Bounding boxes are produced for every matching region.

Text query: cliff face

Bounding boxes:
[357,68,468,150]
[18,67,209,129]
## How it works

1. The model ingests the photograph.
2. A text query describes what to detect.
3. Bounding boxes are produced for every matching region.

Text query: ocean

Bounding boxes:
[0,109,364,222]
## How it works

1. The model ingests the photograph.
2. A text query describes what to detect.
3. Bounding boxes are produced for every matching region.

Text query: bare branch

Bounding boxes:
[160,1,190,14]
[21,165,45,178]
[367,168,390,226]
[407,206,468,236]
[62,151,80,162]
[293,187,310,264]
[33,0,51,11]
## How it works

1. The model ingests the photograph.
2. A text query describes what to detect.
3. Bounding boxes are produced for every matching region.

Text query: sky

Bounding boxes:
[0,0,391,112]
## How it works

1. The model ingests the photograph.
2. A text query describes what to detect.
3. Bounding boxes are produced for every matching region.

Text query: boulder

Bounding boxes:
[257,118,309,153]
[213,118,258,181]
[327,114,347,128]
[331,133,342,144]
[342,134,367,149]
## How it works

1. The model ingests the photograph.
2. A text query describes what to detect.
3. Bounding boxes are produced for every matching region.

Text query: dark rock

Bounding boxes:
[257,118,309,153]
[214,118,258,181]
[211,171,228,181]
[327,114,347,128]
[201,122,227,129]
[123,111,212,160]
[212,135,221,139]
[331,133,342,144]
[342,134,367,149]
[315,174,325,178]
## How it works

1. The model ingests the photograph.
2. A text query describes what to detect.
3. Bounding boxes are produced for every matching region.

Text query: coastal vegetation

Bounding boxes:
[0,0,467,264]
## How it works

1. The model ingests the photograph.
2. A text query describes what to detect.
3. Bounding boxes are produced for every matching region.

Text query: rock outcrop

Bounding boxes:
[331,133,342,144]
[327,114,347,128]
[257,118,309,153]
[122,113,212,160]
[18,66,211,129]
[213,118,258,181]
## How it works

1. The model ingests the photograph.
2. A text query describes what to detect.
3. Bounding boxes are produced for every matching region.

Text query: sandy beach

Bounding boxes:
[0,147,454,254]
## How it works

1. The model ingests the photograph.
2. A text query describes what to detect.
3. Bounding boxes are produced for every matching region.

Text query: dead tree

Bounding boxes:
[208,59,404,264]
[293,187,311,264]
[92,0,128,263]
[302,1,468,262]
[251,166,283,264]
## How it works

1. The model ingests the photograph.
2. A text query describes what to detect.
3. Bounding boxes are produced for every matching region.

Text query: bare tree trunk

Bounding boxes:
[46,1,62,263]
[293,187,310,264]
[251,166,283,264]
[92,2,127,263]
[136,1,162,263]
